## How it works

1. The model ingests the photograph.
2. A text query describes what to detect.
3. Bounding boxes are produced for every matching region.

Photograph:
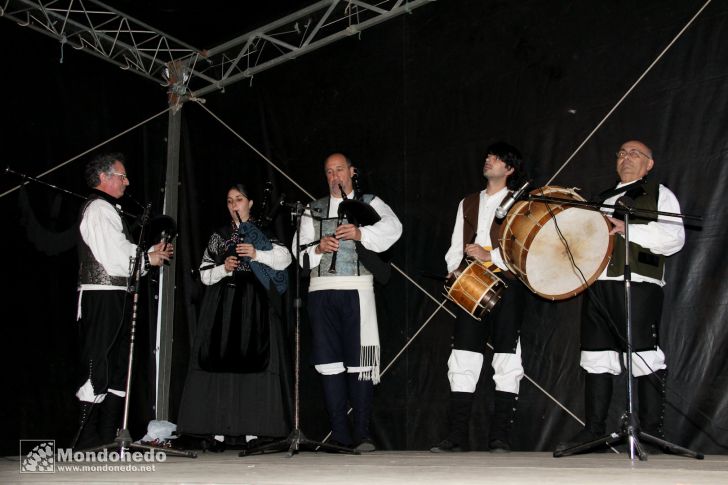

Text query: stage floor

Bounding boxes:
[3,450,727,484]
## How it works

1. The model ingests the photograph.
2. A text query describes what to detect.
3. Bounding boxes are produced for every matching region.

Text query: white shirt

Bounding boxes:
[79,198,137,290]
[445,187,509,273]
[598,182,685,286]
[292,192,403,283]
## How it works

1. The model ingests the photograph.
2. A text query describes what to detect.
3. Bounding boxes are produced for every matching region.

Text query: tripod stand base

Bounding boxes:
[554,429,703,460]
[640,431,704,460]
[239,428,360,457]
[81,428,197,458]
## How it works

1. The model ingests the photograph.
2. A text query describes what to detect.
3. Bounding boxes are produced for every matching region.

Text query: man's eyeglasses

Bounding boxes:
[616,149,650,160]
[110,172,128,181]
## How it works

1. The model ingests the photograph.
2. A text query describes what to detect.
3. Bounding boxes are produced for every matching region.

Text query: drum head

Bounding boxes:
[525,207,612,299]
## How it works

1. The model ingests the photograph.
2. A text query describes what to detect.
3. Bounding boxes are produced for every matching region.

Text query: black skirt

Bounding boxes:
[177,270,292,437]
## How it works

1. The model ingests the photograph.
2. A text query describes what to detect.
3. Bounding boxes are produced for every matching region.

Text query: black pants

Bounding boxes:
[582,281,663,352]
[77,290,130,396]
[453,277,525,354]
[308,289,363,368]
[448,278,526,394]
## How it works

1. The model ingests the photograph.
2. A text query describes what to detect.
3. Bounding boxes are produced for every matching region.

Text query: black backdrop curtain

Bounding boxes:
[1,0,727,455]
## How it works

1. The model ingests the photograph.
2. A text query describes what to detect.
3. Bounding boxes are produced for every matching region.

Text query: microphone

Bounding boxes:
[615,195,634,210]
[611,195,635,221]
[495,180,531,219]
[160,230,173,266]
[161,230,171,250]
[280,200,321,213]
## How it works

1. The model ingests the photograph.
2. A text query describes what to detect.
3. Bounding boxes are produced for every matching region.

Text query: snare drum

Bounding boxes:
[444,259,506,320]
[499,186,614,300]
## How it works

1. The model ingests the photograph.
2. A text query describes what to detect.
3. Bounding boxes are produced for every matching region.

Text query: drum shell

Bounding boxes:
[445,260,506,320]
[499,186,614,300]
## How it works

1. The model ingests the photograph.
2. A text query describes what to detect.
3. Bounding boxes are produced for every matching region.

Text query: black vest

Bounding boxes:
[77,193,133,287]
[604,180,666,280]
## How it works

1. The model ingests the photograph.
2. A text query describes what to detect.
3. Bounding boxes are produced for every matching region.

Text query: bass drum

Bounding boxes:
[499,186,614,300]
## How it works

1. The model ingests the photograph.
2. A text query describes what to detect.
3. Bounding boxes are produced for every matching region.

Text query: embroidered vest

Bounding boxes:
[310,194,375,277]
[605,180,666,280]
[78,194,132,287]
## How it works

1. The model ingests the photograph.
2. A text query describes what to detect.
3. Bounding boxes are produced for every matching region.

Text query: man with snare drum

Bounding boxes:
[431,142,530,453]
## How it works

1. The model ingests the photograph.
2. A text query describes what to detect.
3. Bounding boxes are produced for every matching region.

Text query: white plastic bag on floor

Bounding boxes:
[139,419,177,443]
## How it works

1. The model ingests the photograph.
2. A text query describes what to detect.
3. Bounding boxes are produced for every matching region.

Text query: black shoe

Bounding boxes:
[355,438,376,452]
[488,439,511,453]
[201,438,226,453]
[430,439,463,453]
[75,402,102,450]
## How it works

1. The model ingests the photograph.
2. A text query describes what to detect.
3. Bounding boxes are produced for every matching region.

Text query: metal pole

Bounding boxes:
[155,105,182,420]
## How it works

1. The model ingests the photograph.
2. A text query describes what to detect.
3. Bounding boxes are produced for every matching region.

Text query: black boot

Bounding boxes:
[638,369,666,437]
[489,391,518,452]
[638,369,666,453]
[320,373,353,447]
[554,373,613,453]
[430,392,474,452]
[347,373,376,452]
[98,394,125,443]
[75,401,101,450]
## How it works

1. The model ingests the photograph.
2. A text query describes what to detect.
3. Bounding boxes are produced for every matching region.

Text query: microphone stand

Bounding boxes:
[552,197,702,461]
[82,203,196,459]
[522,194,700,222]
[5,166,139,218]
[240,202,358,457]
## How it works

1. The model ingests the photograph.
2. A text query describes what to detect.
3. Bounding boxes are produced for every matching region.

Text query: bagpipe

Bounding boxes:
[327,168,391,284]
[226,182,288,294]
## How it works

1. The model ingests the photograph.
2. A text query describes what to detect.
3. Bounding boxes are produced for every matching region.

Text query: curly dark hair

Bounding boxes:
[486,142,528,190]
[84,153,125,188]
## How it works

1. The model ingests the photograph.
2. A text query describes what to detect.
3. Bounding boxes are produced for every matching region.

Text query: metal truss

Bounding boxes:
[0,0,206,85]
[189,0,436,96]
[1,0,435,96]
[0,0,436,421]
